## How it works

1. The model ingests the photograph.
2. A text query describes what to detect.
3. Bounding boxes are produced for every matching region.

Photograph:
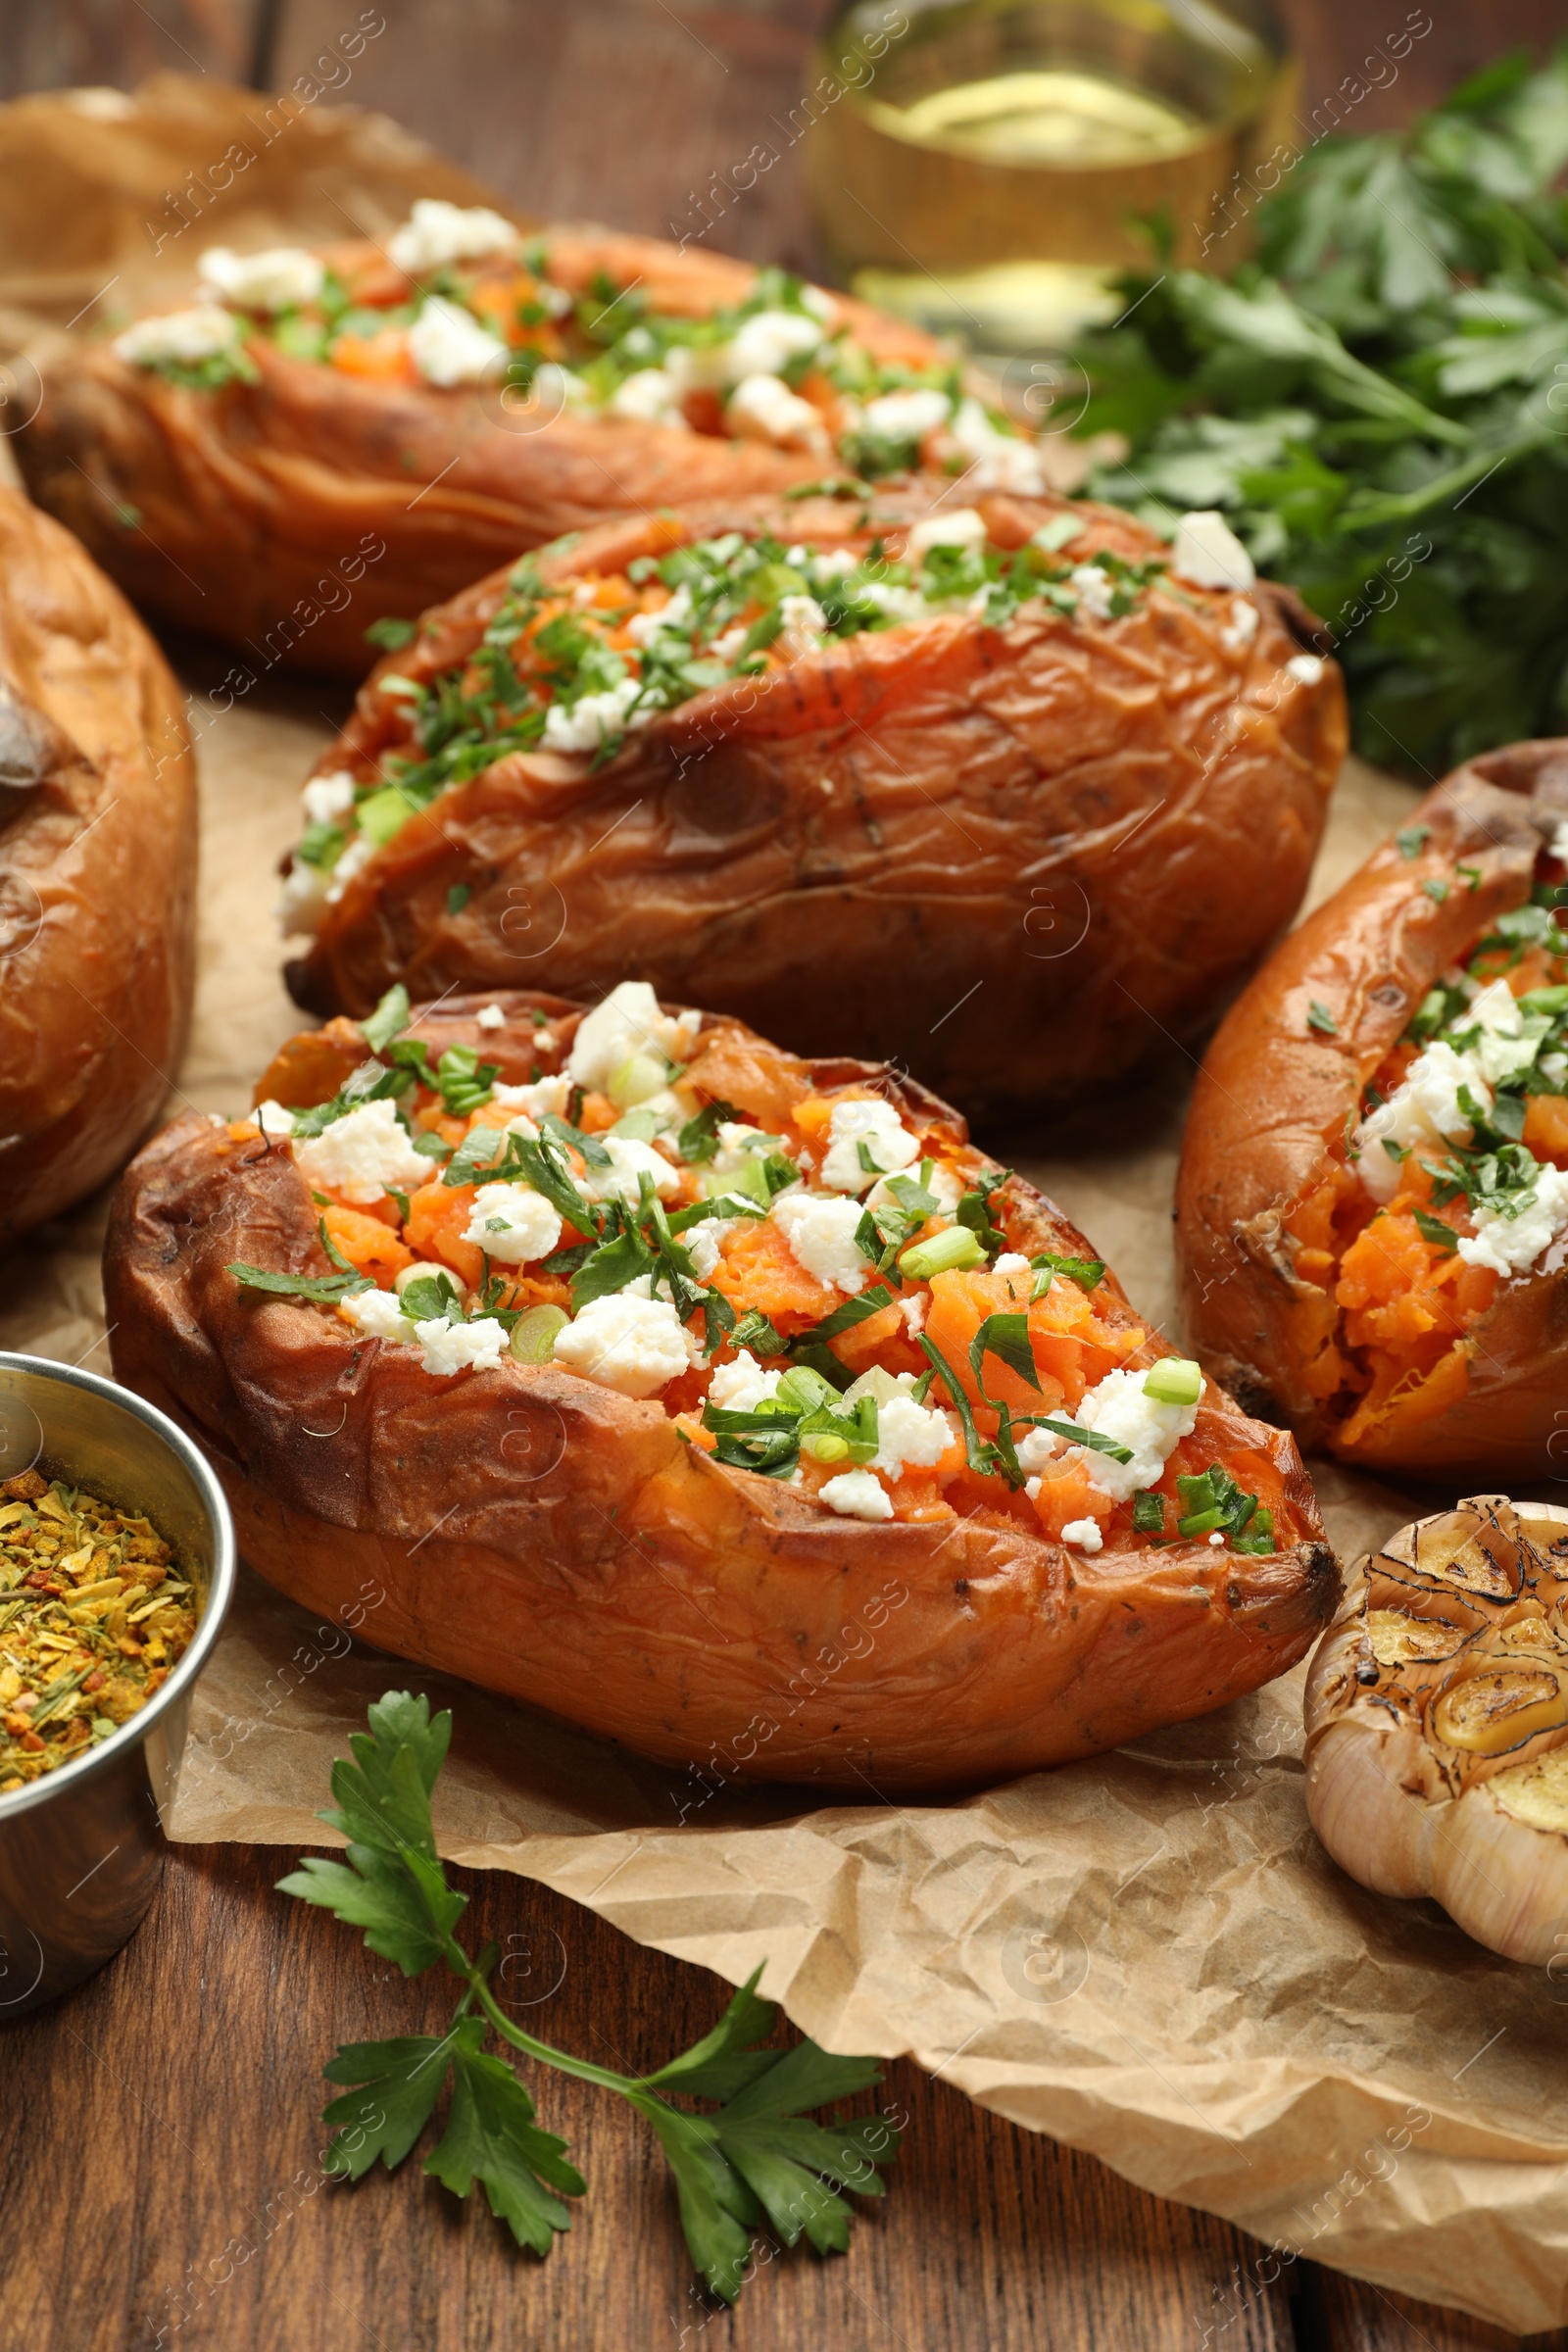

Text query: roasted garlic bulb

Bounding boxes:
[1304,1495,1568,1963]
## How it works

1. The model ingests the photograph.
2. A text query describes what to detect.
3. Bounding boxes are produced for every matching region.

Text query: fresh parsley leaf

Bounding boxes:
[1413,1205,1459,1252]
[1132,1490,1166,1534]
[730,1310,785,1356]
[321,2035,453,2179]
[1306,1001,1339,1035]
[968,1311,1042,1398]
[281,1693,898,2306]
[1030,1250,1105,1293]
[362,983,412,1054]
[228,1261,369,1302]
[366,615,418,652]
[1396,824,1432,858]
[424,2022,585,2252]
[677,1100,741,1163]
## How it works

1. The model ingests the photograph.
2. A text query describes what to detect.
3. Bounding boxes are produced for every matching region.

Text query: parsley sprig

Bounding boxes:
[280,1692,899,2300]
[1072,45,1568,773]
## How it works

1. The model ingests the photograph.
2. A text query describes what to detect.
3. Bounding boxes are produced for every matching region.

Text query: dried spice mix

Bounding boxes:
[0,1468,194,1790]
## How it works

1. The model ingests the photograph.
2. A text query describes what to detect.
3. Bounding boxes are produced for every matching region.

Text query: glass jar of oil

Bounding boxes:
[807,0,1297,354]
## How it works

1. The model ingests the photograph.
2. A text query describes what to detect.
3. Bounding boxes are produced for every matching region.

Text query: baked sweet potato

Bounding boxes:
[17,210,1049,678]
[0,484,196,1245]
[1177,737,1568,1478]
[276,487,1345,1120]
[104,983,1337,1791]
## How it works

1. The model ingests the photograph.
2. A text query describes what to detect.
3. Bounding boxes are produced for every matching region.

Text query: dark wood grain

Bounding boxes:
[0,0,257,97]
[1,3,1567,2347]
[0,1842,1303,2352]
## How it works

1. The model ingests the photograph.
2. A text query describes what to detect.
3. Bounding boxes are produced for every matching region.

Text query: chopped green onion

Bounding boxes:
[1143,1358,1201,1407]
[510,1304,568,1363]
[900,1227,985,1281]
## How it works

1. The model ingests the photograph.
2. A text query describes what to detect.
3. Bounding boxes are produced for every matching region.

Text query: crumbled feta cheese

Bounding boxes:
[1207,1529,1227,1547]
[464,1182,563,1265]
[531,361,595,414]
[552,1293,700,1396]
[114,306,239,368]
[340,1289,416,1345]
[415,1316,510,1377]
[1453,977,1542,1089]
[994,1252,1031,1278]
[301,770,357,827]
[474,1003,507,1030]
[1551,817,1568,866]
[1456,1162,1568,1276]
[1220,598,1260,654]
[625,586,694,647]
[868,1159,960,1217]
[324,832,375,906]
[864,387,952,444]
[727,308,823,379]
[906,505,986,558]
[276,858,330,935]
[900,1293,926,1337]
[198,244,324,312]
[388,199,517,273]
[609,368,689,427]
[491,1072,571,1120]
[872,1396,954,1484]
[1170,510,1255,591]
[726,372,828,452]
[1061,1518,1104,1552]
[1354,1040,1487,1203]
[252,1100,295,1139]
[1048,1366,1200,1505]
[818,1098,919,1193]
[776,592,828,654]
[800,283,838,325]
[1069,564,1114,621]
[948,396,1046,493]
[820,1469,894,1521]
[567,980,699,1091]
[708,1349,782,1414]
[541,674,648,754]
[293,1098,434,1204]
[407,296,509,387]
[681,1218,728,1280]
[1285,653,1325,685]
[772,1192,871,1294]
[581,1135,681,1206]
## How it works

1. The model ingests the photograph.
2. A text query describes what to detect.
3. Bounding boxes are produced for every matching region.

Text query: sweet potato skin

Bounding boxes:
[1176,739,1568,1478]
[282,490,1345,1120]
[0,485,196,1243]
[15,228,945,678]
[103,992,1337,1792]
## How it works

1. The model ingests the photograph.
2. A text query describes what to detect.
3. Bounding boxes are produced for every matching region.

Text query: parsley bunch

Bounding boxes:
[280,1692,899,2300]
[1073,46,1568,772]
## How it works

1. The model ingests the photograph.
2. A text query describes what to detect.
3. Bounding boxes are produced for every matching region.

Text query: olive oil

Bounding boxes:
[808,0,1295,353]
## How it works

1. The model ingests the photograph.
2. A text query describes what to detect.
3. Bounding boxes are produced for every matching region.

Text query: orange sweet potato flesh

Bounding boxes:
[15,227,945,679]
[0,485,196,1245]
[282,488,1345,1121]
[1177,737,1568,1479]
[104,990,1336,1793]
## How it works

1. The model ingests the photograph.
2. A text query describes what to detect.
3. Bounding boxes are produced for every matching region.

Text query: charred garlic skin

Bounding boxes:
[1304,1495,1568,1962]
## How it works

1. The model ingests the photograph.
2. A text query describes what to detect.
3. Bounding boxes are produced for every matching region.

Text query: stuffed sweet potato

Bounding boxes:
[104,982,1336,1790]
[16,206,1053,677]
[1178,737,1568,1478]
[276,488,1344,1119]
[0,484,196,1245]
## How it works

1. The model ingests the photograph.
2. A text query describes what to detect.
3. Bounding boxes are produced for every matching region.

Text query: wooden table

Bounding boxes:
[2,4,1566,2347]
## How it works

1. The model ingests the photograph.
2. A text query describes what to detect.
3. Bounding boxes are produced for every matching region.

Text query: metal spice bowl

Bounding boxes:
[0,1353,234,2014]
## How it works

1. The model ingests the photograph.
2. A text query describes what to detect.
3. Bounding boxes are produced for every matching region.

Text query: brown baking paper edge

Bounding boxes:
[1,75,1563,2334]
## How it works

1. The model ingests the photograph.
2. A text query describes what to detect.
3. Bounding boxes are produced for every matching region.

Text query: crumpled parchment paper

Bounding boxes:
[1,73,1562,2338]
